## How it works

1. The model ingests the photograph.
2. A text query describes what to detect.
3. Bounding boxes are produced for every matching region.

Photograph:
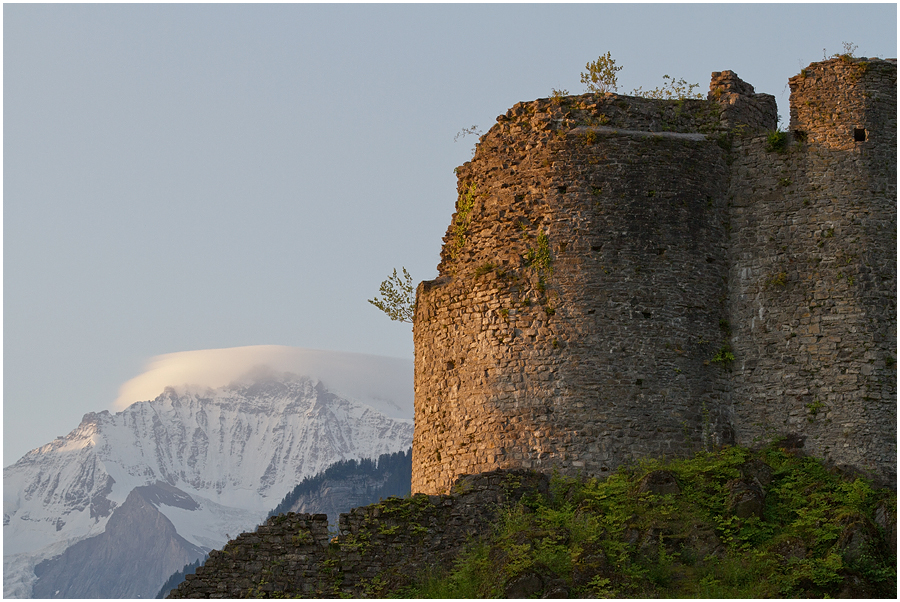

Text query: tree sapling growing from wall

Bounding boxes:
[581,52,622,93]
[368,267,415,324]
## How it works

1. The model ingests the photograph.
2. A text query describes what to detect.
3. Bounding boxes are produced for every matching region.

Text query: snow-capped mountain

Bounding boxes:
[4,363,413,598]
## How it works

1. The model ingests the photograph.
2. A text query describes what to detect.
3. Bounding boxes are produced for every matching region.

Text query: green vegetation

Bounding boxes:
[579,53,702,102]
[368,267,415,324]
[268,449,412,519]
[524,231,553,276]
[766,271,788,289]
[829,41,858,61]
[765,129,790,153]
[475,262,496,277]
[806,398,825,421]
[632,75,703,100]
[550,88,568,104]
[522,230,555,306]
[453,125,482,142]
[454,125,482,158]
[398,447,896,598]
[155,558,206,598]
[581,52,622,93]
[450,182,478,260]
[710,344,735,367]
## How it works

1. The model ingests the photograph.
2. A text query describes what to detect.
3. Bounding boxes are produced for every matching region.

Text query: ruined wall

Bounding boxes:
[727,57,897,481]
[413,59,896,495]
[166,470,547,598]
[412,79,775,495]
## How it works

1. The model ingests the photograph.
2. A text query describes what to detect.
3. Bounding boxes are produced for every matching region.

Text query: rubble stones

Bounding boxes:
[725,478,766,519]
[636,470,682,496]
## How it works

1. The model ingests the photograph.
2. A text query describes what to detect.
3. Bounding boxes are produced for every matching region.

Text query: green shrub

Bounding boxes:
[524,231,553,275]
[631,75,703,100]
[581,52,622,93]
[550,88,568,104]
[765,130,790,153]
[711,344,736,366]
[449,183,478,260]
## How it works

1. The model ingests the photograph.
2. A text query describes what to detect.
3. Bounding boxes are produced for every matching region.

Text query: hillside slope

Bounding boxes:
[268,449,412,525]
[167,446,896,599]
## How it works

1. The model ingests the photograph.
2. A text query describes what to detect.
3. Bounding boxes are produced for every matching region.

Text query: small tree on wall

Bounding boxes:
[368,267,415,324]
[581,52,622,93]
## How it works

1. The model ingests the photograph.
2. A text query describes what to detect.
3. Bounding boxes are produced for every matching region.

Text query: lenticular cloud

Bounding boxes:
[113,345,413,418]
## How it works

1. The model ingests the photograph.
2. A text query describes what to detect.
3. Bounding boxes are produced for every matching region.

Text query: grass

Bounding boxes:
[398,446,896,598]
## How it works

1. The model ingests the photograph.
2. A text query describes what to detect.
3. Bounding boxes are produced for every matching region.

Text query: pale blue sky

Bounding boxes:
[4,3,897,463]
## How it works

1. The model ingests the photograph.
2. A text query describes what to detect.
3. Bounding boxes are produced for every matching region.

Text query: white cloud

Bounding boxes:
[114,345,413,419]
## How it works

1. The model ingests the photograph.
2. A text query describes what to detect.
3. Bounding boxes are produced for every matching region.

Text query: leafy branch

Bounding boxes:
[368,267,415,324]
[454,125,482,142]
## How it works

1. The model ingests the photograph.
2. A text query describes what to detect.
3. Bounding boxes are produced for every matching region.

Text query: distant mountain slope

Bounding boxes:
[156,558,205,600]
[32,483,206,599]
[268,448,413,525]
[4,360,413,599]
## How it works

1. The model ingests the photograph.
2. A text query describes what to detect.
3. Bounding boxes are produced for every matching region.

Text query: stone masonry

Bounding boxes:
[412,58,896,495]
[726,57,897,479]
[166,470,548,598]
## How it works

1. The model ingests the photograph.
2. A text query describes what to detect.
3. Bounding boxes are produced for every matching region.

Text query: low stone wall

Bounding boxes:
[166,469,548,598]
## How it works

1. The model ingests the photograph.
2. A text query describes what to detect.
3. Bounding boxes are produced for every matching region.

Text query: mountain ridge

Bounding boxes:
[4,364,413,598]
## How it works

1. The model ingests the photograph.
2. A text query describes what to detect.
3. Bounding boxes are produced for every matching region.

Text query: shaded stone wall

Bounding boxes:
[413,59,896,495]
[727,57,897,482]
[166,470,547,598]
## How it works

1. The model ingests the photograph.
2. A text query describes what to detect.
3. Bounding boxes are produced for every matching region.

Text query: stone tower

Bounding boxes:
[412,58,896,495]
[726,57,897,480]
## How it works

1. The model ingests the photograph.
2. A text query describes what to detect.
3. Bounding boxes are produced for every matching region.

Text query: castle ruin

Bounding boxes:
[412,57,897,495]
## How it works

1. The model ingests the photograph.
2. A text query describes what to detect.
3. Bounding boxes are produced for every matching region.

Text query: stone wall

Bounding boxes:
[166,470,548,598]
[727,57,897,481]
[708,69,778,132]
[413,59,896,495]
[412,73,766,495]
